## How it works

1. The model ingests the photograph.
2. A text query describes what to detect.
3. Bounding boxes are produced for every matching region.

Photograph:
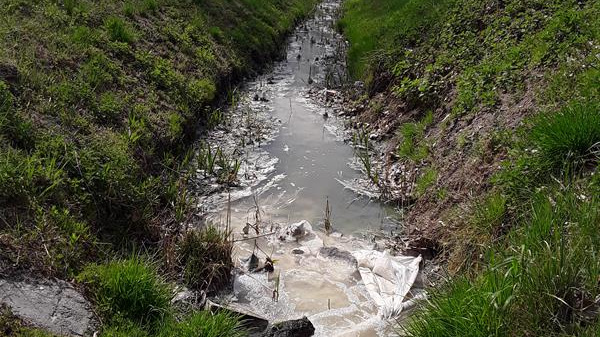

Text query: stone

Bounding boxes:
[277,220,311,242]
[0,279,98,336]
[318,246,357,266]
[171,287,206,313]
[205,300,269,334]
[262,316,315,337]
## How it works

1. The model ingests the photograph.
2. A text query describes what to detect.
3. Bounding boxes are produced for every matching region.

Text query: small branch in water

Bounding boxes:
[233,232,276,243]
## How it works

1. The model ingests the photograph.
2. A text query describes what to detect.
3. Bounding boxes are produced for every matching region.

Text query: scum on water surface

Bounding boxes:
[188,1,422,336]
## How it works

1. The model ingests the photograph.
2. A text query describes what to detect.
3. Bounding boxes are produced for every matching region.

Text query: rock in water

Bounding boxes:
[242,253,260,271]
[0,279,98,336]
[318,246,358,266]
[205,300,269,335]
[171,287,206,313]
[262,316,315,337]
[277,220,314,242]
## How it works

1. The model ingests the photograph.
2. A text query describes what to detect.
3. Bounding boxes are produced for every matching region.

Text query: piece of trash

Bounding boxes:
[352,250,422,318]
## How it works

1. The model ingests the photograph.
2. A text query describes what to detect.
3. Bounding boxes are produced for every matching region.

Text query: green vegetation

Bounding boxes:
[397,111,433,162]
[338,0,454,78]
[0,0,316,276]
[79,257,172,327]
[0,0,316,334]
[414,167,437,197]
[159,311,247,337]
[100,311,246,337]
[342,0,599,114]
[530,102,600,173]
[353,127,381,186]
[79,256,246,336]
[406,188,600,336]
[341,0,600,335]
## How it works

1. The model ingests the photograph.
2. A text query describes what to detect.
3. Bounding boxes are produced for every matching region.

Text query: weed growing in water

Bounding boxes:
[196,142,241,184]
[353,127,379,185]
[324,196,332,234]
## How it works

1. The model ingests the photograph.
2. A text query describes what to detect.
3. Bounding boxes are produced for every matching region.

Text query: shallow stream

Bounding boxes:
[192,1,415,335]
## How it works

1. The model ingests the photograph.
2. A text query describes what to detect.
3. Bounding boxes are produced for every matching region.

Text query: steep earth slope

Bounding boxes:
[340,0,600,335]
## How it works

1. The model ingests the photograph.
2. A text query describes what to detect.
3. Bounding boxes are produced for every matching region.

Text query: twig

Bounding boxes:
[233,232,277,242]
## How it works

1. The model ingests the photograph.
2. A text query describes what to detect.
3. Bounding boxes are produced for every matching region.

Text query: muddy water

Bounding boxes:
[193,1,407,336]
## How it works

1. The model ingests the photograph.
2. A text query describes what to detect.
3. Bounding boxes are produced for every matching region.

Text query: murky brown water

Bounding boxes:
[193,1,411,335]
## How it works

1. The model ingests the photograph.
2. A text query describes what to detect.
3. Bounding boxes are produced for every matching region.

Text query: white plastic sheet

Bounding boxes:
[352,250,422,318]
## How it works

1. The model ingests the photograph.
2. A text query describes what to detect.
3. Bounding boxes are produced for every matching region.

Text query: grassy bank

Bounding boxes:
[0,0,316,334]
[341,0,600,335]
[0,0,316,275]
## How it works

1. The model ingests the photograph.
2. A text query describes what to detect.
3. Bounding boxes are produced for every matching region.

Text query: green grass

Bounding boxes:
[0,0,318,280]
[340,0,600,335]
[78,257,172,328]
[339,0,455,77]
[530,101,600,173]
[397,111,433,162]
[100,311,246,337]
[77,255,247,336]
[495,101,600,204]
[415,167,437,197]
[159,311,246,337]
[342,0,600,115]
[105,17,136,44]
[404,188,600,336]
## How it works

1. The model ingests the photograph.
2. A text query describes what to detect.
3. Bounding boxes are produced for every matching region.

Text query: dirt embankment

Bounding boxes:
[337,0,599,270]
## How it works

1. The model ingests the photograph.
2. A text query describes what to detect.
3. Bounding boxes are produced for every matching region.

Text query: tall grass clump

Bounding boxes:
[105,17,135,43]
[496,100,600,203]
[397,111,433,162]
[449,192,507,273]
[530,102,600,173]
[178,227,233,293]
[101,311,246,337]
[404,189,600,336]
[160,311,246,337]
[78,257,172,328]
[415,167,437,197]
